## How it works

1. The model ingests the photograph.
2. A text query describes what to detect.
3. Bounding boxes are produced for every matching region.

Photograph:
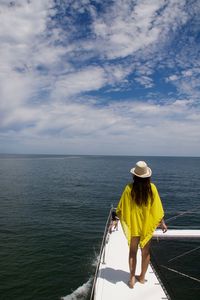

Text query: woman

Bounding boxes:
[116,161,167,288]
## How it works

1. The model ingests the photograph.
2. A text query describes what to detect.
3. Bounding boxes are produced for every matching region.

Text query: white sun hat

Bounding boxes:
[130,161,152,178]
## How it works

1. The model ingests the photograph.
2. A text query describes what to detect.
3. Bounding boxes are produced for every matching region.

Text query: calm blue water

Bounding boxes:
[0,155,199,300]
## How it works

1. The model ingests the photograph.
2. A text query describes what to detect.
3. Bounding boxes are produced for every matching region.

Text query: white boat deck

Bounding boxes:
[94,222,169,300]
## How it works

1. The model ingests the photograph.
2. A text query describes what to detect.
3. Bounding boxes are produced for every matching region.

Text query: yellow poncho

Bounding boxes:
[116,182,164,248]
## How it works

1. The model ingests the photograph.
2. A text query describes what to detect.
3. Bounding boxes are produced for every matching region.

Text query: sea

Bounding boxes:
[0,155,199,300]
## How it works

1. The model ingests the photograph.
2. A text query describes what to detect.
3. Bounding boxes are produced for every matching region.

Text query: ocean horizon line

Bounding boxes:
[0,153,199,158]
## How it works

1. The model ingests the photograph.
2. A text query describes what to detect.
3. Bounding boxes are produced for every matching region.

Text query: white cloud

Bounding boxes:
[166,67,200,99]
[92,2,162,59]
[167,75,179,82]
[1,95,200,156]
[90,0,188,60]
[135,76,154,88]
[0,1,49,43]
[53,66,107,99]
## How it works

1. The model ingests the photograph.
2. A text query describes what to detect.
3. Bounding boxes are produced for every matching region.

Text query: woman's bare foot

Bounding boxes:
[136,275,147,284]
[128,275,135,288]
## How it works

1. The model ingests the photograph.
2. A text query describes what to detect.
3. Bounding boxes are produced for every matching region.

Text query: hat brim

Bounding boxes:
[130,167,152,178]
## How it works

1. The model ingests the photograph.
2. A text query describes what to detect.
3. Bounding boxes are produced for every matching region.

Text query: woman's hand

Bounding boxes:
[160,219,168,233]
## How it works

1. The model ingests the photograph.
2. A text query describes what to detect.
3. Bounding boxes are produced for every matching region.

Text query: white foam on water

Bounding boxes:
[91,251,99,268]
[61,278,92,300]
[61,249,99,300]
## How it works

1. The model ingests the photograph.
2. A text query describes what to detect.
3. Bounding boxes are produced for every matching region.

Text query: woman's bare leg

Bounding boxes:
[138,240,151,283]
[129,237,140,288]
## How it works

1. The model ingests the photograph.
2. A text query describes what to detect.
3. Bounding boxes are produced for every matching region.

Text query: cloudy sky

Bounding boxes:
[0,0,200,156]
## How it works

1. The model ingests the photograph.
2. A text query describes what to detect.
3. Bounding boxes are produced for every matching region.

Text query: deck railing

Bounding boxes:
[89,206,114,300]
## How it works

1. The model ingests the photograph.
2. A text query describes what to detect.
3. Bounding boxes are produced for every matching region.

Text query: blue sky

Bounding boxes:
[0,0,200,156]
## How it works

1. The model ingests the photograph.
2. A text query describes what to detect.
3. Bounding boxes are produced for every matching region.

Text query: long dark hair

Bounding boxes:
[131,175,153,206]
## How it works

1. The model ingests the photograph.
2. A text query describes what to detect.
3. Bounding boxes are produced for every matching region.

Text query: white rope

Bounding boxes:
[166,207,200,223]
[160,265,200,283]
[168,246,200,262]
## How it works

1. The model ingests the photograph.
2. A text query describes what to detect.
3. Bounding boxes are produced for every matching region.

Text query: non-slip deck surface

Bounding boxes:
[94,223,169,300]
